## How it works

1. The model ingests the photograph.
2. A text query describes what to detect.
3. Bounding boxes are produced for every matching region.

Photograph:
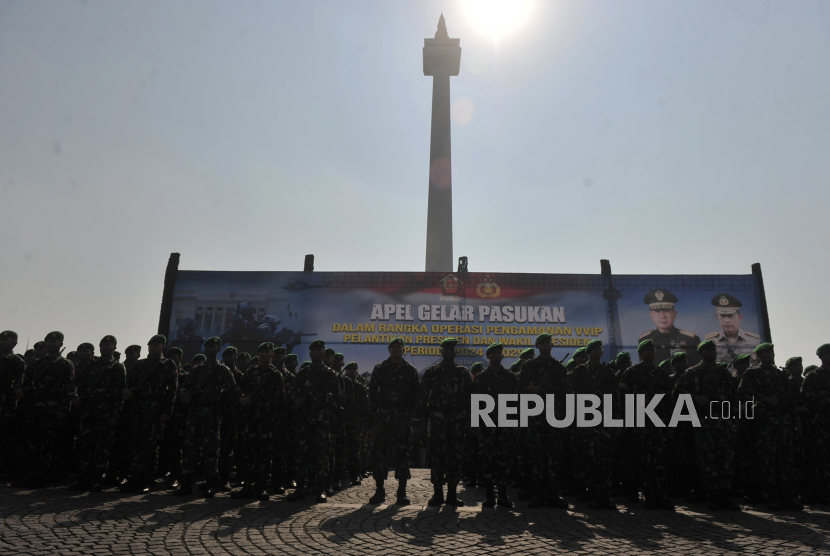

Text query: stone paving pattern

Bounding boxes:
[1,470,829,555]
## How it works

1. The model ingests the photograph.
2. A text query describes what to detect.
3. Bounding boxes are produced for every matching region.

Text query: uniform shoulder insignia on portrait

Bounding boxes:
[639,331,653,340]
[679,329,696,338]
[744,331,761,340]
[704,331,720,340]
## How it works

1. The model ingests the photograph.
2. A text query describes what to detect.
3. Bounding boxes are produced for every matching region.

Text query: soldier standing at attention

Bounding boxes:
[0,331,25,481]
[106,344,142,486]
[463,361,485,489]
[174,337,236,498]
[68,336,126,491]
[569,339,618,510]
[332,352,352,491]
[232,342,284,501]
[218,346,242,492]
[738,344,802,511]
[800,344,830,504]
[421,337,472,507]
[639,290,702,366]
[287,339,341,503]
[519,333,570,509]
[269,346,294,494]
[674,340,740,511]
[123,345,141,376]
[120,335,178,494]
[509,348,535,374]
[345,362,368,486]
[13,331,74,488]
[618,340,675,510]
[367,337,420,505]
[160,347,185,489]
[474,343,518,508]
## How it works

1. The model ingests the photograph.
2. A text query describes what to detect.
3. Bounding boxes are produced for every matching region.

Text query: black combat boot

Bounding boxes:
[719,491,741,511]
[173,478,193,497]
[286,486,307,501]
[428,483,444,506]
[231,485,255,499]
[497,484,514,509]
[204,478,217,499]
[396,480,410,506]
[316,477,328,503]
[599,489,618,511]
[482,482,496,508]
[445,484,464,507]
[369,480,386,504]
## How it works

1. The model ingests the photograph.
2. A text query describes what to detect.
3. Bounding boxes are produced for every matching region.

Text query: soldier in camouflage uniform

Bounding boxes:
[217,346,243,491]
[287,339,341,503]
[67,336,126,491]
[105,344,142,486]
[13,331,75,488]
[473,342,518,508]
[463,362,484,489]
[509,347,534,375]
[618,339,675,510]
[738,343,802,510]
[511,347,534,499]
[119,335,178,493]
[785,356,810,499]
[421,337,472,506]
[569,339,619,510]
[159,347,185,489]
[173,337,236,498]
[231,342,285,501]
[367,337,420,505]
[330,352,352,491]
[268,346,295,493]
[800,344,830,504]
[519,333,570,509]
[730,353,755,497]
[345,362,369,485]
[674,339,740,511]
[0,331,25,480]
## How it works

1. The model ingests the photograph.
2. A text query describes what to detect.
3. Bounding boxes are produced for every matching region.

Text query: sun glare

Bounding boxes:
[463,0,534,39]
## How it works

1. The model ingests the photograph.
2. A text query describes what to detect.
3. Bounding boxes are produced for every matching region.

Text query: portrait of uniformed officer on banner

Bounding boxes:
[704,293,761,364]
[638,289,702,366]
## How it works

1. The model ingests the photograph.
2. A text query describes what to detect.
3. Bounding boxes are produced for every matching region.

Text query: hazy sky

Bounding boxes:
[2,0,829,362]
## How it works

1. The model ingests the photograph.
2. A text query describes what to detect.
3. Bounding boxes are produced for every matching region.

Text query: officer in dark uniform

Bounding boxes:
[638,289,701,366]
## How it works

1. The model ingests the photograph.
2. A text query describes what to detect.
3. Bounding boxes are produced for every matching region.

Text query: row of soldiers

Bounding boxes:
[1,328,829,512]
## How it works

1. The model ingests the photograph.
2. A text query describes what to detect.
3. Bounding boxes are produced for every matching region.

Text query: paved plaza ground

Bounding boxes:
[2,469,829,555]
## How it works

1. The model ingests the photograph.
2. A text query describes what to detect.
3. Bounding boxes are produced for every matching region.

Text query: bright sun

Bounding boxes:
[462,0,534,39]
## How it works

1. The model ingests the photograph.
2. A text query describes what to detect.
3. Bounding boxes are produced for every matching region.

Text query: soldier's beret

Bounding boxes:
[166,347,183,357]
[716,362,729,371]
[637,339,654,353]
[753,342,774,355]
[325,348,335,356]
[643,289,678,311]
[148,334,167,345]
[388,337,405,347]
[566,359,576,369]
[309,339,326,350]
[257,342,275,352]
[711,293,742,315]
[299,361,312,370]
[191,354,206,363]
[585,339,603,353]
[77,342,94,351]
[520,348,535,359]
[237,352,251,360]
[440,337,459,348]
[222,346,238,356]
[99,335,117,345]
[614,351,631,364]
[671,352,688,363]
[344,361,358,371]
[203,336,221,347]
[45,331,65,341]
[816,344,830,357]
[658,359,671,370]
[273,346,287,355]
[0,331,18,341]
[334,353,344,360]
[125,345,142,353]
[471,362,484,372]
[573,347,587,357]
[785,356,802,369]
[733,354,750,365]
[535,333,553,346]
[66,351,77,358]
[805,365,818,375]
[285,353,298,362]
[33,341,45,349]
[486,342,503,355]
[697,339,716,353]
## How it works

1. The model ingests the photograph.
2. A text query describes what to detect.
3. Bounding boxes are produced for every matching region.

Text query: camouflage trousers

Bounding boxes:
[480,426,517,484]
[181,407,221,481]
[463,433,481,484]
[237,414,273,486]
[672,424,702,495]
[345,420,363,480]
[218,410,237,483]
[76,410,116,483]
[297,414,331,481]
[806,427,830,496]
[635,426,669,495]
[23,408,65,478]
[694,427,734,492]
[270,416,292,485]
[755,424,795,497]
[733,420,757,494]
[372,417,411,481]
[124,403,166,480]
[525,422,565,490]
[428,411,465,486]
[572,426,616,492]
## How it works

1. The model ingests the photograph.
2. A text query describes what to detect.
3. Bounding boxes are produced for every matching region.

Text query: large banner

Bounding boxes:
[166,271,768,374]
